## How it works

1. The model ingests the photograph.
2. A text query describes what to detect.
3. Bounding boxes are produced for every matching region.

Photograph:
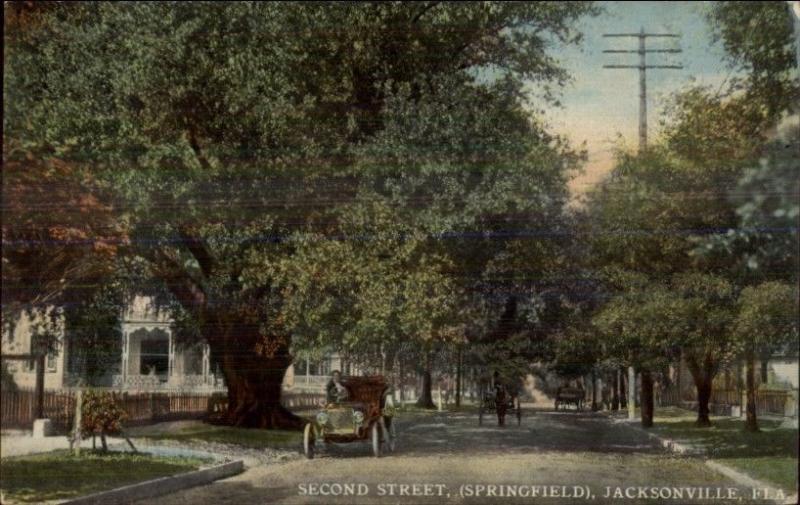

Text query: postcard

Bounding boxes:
[2,2,798,504]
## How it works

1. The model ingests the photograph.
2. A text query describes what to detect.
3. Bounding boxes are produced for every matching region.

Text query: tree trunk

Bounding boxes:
[220,358,303,429]
[619,366,627,409]
[416,361,436,409]
[745,350,759,432]
[640,369,654,428]
[591,369,598,411]
[694,374,713,427]
[685,352,716,428]
[612,369,620,411]
[209,331,303,430]
[694,374,711,427]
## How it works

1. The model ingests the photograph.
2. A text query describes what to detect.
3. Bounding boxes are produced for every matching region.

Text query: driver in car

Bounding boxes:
[326,370,350,403]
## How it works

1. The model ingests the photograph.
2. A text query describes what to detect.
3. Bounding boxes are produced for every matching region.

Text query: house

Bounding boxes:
[2,296,223,393]
[668,349,798,420]
[1,295,357,396]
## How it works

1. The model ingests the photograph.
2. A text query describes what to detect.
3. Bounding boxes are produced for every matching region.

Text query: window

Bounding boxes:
[27,334,58,373]
[139,331,169,380]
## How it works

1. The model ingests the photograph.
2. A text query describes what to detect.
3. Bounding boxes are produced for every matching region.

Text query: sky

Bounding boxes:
[535,1,737,199]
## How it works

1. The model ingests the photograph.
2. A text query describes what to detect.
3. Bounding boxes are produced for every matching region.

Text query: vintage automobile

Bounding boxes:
[303,375,396,458]
[478,387,522,426]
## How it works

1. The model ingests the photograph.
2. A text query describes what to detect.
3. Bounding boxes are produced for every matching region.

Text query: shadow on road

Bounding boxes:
[310,408,661,459]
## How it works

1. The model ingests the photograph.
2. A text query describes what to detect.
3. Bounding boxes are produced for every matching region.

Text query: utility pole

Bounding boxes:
[603,28,682,153]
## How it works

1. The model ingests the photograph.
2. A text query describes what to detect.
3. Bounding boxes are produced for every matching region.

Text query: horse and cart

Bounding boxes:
[554,386,586,411]
[478,384,522,426]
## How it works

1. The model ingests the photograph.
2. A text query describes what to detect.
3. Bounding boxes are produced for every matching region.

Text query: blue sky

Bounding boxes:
[534,1,738,196]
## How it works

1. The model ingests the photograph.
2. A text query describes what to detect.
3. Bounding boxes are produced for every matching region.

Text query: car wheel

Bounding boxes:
[383,417,396,452]
[303,423,315,459]
[371,422,382,458]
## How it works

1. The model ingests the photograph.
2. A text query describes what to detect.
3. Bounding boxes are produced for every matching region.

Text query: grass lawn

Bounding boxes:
[723,457,798,493]
[141,423,302,449]
[648,407,798,493]
[0,449,206,503]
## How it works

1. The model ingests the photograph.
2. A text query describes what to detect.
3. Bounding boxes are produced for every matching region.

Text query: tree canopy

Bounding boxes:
[4,1,596,426]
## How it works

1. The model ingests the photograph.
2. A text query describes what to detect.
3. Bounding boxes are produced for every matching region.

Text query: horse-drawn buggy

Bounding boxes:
[303,375,396,458]
[478,385,522,426]
[554,386,585,411]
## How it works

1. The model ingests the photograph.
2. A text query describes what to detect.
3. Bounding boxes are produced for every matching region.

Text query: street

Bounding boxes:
[135,408,765,505]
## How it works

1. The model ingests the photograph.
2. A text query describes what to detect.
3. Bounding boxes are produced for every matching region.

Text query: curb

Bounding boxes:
[60,459,244,505]
[622,421,702,455]
[704,461,796,505]
[615,419,795,505]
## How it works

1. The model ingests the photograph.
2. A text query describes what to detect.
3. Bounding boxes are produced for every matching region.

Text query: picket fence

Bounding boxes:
[658,385,793,417]
[1,389,326,431]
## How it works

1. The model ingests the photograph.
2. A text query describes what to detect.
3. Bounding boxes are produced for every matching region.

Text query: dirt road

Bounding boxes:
[136,409,768,505]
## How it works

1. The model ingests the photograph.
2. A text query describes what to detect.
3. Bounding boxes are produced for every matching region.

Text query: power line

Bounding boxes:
[602,28,683,154]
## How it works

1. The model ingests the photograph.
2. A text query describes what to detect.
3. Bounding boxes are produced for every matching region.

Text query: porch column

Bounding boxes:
[121,331,129,383]
[167,331,175,379]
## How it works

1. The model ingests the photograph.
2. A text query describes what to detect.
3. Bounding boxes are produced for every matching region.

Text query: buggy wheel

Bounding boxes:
[371,422,382,458]
[303,423,315,459]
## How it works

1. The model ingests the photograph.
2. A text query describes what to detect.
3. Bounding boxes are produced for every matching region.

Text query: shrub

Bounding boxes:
[80,390,127,439]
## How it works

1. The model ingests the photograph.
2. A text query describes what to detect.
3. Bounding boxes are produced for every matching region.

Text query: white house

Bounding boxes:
[2,296,222,393]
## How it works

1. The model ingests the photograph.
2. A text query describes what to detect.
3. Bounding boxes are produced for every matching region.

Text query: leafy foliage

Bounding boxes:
[707,1,798,117]
[80,390,127,439]
[734,281,799,355]
[3,2,596,426]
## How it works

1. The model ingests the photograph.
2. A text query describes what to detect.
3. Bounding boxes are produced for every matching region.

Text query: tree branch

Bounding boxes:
[187,128,211,171]
[412,2,440,24]
[179,226,215,278]
[146,248,207,313]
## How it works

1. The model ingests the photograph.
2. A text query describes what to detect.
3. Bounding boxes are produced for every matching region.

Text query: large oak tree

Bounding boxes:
[4,2,595,427]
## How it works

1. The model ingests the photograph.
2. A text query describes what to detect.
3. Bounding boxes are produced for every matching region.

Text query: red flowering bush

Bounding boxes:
[80,390,127,439]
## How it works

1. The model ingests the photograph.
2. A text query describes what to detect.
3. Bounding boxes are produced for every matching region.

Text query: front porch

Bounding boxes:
[113,322,221,392]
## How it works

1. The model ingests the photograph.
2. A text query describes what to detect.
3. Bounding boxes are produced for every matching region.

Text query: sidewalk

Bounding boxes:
[1,431,126,458]
[612,416,798,505]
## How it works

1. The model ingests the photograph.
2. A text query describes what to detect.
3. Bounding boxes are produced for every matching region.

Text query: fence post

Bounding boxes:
[35,354,45,419]
[149,393,155,423]
[72,389,83,456]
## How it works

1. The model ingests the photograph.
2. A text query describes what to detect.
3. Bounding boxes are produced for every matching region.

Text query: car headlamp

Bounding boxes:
[352,410,365,425]
[316,412,329,425]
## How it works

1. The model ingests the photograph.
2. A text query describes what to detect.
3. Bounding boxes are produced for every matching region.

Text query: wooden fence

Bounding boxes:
[1,389,76,431]
[659,385,794,417]
[117,392,211,426]
[2,389,331,431]
[757,389,791,416]
[1,389,214,432]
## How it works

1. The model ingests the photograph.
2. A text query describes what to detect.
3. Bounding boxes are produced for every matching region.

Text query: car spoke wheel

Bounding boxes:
[371,422,382,458]
[382,417,396,452]
[303,423,315,459]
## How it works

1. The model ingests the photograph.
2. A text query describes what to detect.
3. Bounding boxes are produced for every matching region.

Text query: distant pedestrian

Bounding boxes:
[493,371,508,426]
